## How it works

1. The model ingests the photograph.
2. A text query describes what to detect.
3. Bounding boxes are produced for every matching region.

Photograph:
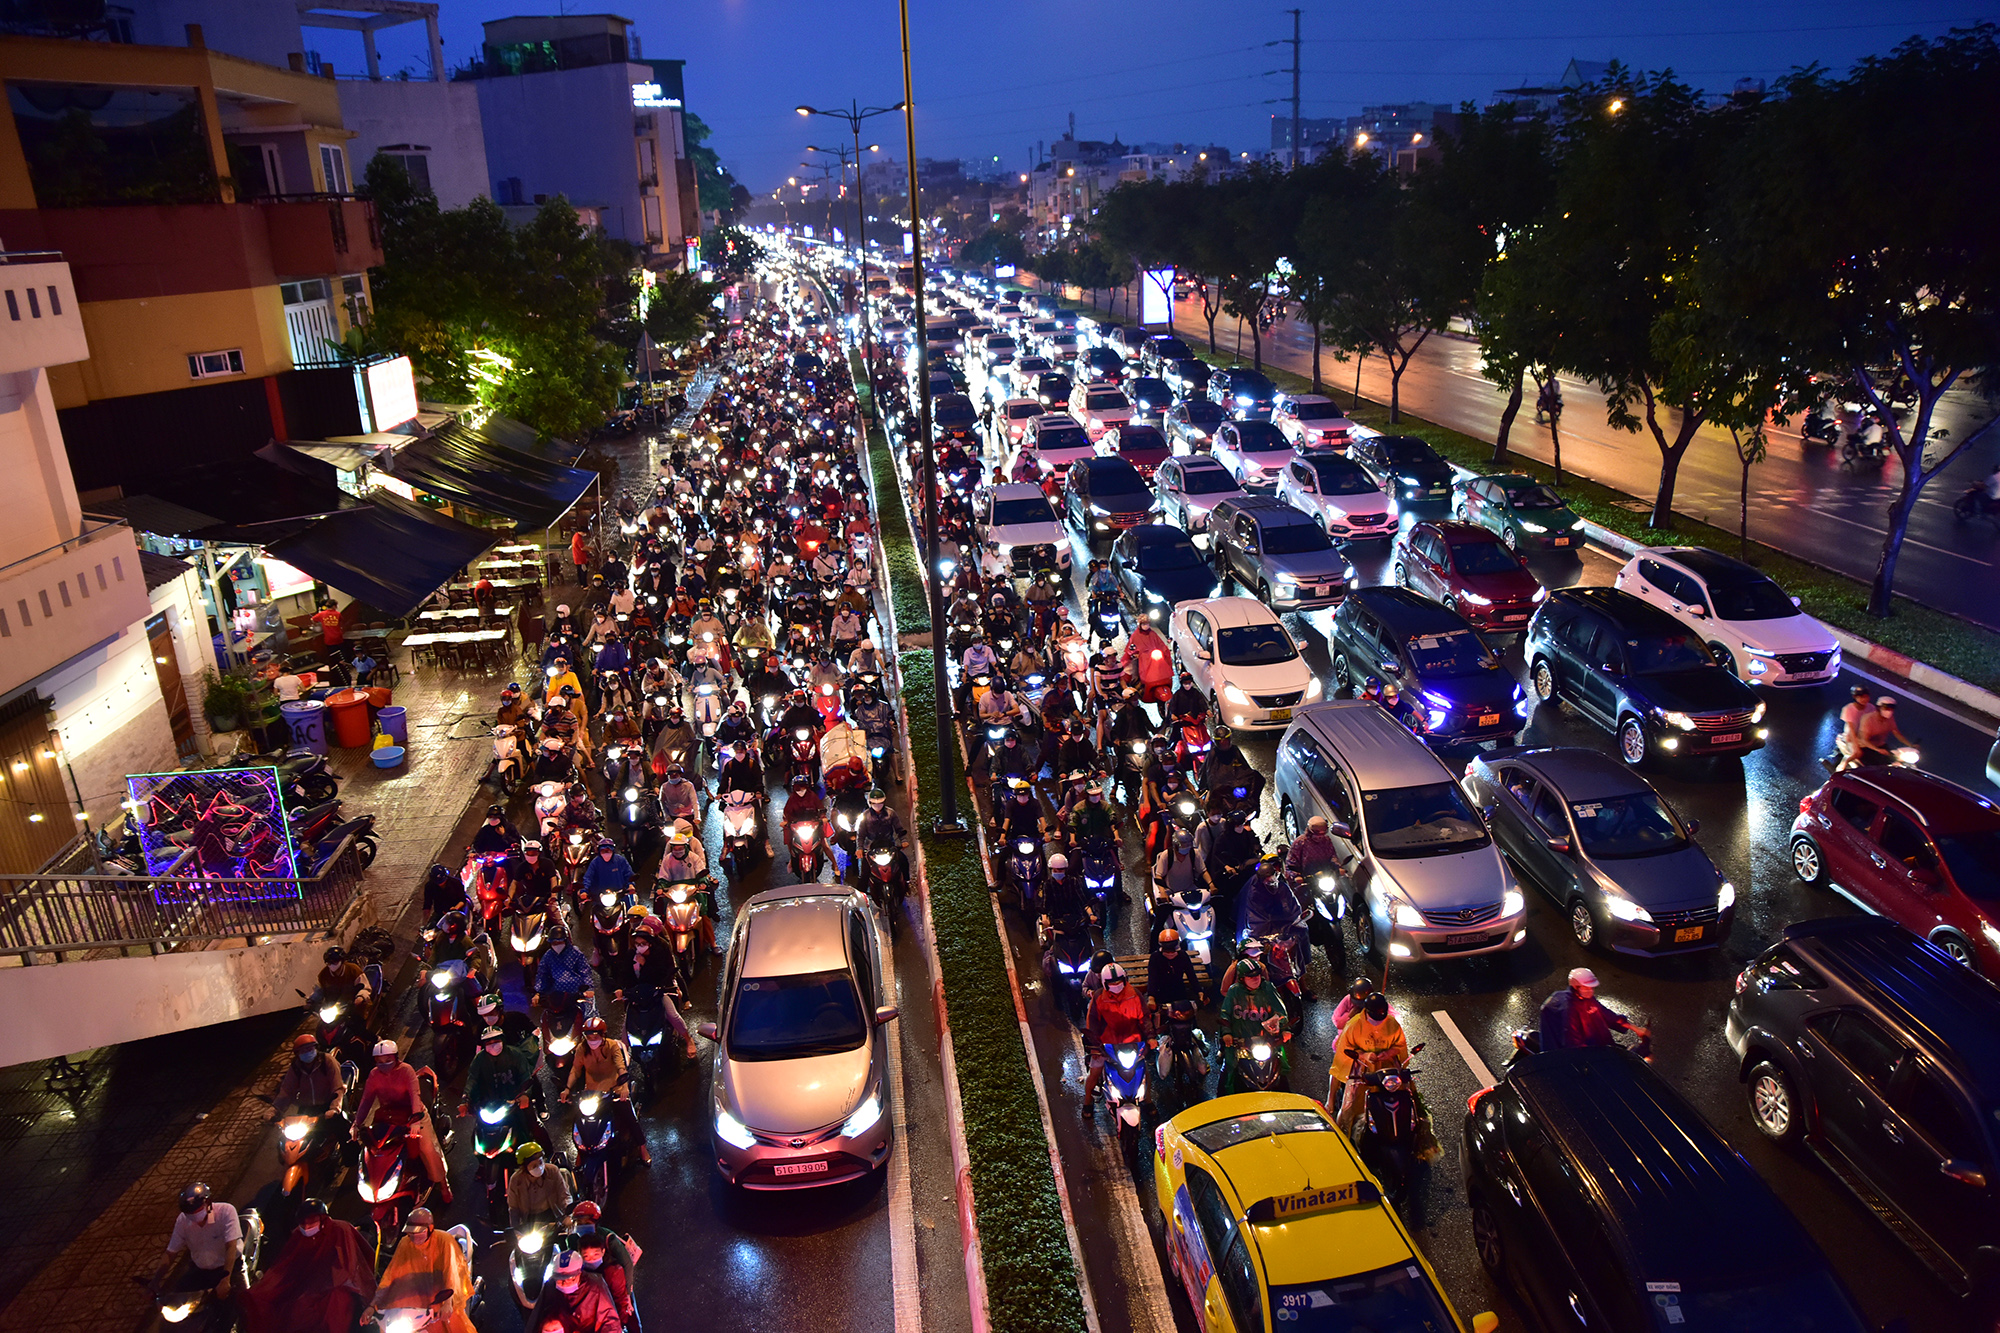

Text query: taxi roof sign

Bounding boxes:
[1245,1178,1381,1224]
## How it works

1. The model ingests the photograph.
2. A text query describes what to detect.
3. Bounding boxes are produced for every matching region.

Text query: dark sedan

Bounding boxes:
[1125,376,1174,423]
[1111,525,1218,625]
[1353,433,1454,504]
[1163,358,1212,400]
[1209,367,1277,420]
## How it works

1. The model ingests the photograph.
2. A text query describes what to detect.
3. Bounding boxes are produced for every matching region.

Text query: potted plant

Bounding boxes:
[201,670,254,732]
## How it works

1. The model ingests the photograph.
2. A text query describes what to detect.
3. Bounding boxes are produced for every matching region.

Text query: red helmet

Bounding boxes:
[581,1016,608,1038]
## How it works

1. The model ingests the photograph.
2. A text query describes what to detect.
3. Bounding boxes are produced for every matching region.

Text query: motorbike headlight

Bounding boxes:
[518,1228,547,1255]
[319,1005,340,1024]
[547,1036,576,1056]
[1223,685,1251,706]
[1503,889,1525,917]
[625,786,639,802]
[1249,1042,1273,1061]
[577,1092,603,1117]
[282,1120,312,1142]
[796,824,817,845]
[161,1304,197,1324]
[715,1108,758,1149]
[1393,901,1426,929]
[479,1104,511,1125]
[430,970,452,990]
[1605,896,1653,924]
[1115,1047,1138,1069]
[1717,881,1736,911]
[841,1093,884,1138]
[384,1315,420,1333]
[600,891,619,908]
[873,851,894,865]
[570,832,584,845]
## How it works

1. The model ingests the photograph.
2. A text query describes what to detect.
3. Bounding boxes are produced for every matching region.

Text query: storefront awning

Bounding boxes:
[451,414,587,467]
[264,492,495,619]
[384,422,594,529]
[93,458,357,542]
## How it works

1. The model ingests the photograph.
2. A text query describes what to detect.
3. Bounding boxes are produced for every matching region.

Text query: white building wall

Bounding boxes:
[338,80,492,210]
[475,61,648,247]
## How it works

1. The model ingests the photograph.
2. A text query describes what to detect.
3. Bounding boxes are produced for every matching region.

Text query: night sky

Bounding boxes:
[344,0,1991,192]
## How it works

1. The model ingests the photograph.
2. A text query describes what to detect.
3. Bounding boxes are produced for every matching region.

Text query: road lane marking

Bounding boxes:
[1432,1010,1497,1090]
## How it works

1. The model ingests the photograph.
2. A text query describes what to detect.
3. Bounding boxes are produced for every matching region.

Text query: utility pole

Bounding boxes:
[1287,8,1302,168]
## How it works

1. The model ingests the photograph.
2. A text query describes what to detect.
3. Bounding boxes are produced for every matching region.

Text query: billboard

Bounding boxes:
[1142,267,1176,327]
[363,355,419,431]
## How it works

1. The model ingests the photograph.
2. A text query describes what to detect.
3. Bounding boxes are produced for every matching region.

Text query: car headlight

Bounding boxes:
[842,1093,884,1138]
[1503,889,1525,917]
[1718,881,1736,911]
[1223,684,1251,706]
[1519,520,1548,533]
[1605,896,1654,924]
[1393,901,1425,929]
[1532,586,1549,602]
[1459,591,1493,606]
[715,1108,758,1149]
[1306,678,1322,698]
[1658,709,1695,731]
[1751,702,1766,723]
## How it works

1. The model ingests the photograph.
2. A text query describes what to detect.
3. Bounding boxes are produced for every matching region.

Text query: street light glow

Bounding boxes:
[1356,132,1369,146]
[795,105,813,116]
[1609,98,1625,113]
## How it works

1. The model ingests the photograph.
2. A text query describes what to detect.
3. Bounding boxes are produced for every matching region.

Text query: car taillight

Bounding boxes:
[1799,791,1817,815]
[1467,1085,1495,1114]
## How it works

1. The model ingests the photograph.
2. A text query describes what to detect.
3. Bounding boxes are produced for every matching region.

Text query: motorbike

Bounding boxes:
[310,813,379,873]
[1842,430,1888,466]
[654,881,706,990]
[1089,590,1122,643]
[1100,1040,1150,1167]
[1154,1003,1208,1109]
[568,1089,625,1209]
[1800,413,1840,446]
[1354,1059,1430,1209]
[812,679,844,730]
[586,889,634,972]
[508,899,552,973]
[1076,836,1121,931]
[539,1001,586,1087]
[470,1099,537,1227]
[1174,717,1213,783]
[1299,868,1349,968]
[287,798,346,850]
[465,851,510,939]
[254,1100,349,1236]
[827,785,869,882]
[355,1117,429,1259]
[1041,916,1096,1026]
[1003,836,1045,914]
[506,1215,574,1311]
[1169,887,1218,967]
[623,983,683,1088]
[600,745,647,802]
[859,837,907,936]
[718,788,764,880]
[1231,1023,1289,1094]
[786,815,828,883]
[534,788,567,841]
[1953,484,2000,524]
[418,950,480,1080]
[151,1209,264,1332]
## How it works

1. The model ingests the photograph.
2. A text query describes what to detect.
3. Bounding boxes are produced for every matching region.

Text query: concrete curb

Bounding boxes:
[1575,517,2000,724]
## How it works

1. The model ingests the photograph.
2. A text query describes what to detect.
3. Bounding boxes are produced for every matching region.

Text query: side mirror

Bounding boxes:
[1940,1160,1988,1188]
[1479,804,1497,824]
[1546,834,1572,854]
[1790,594,1803,608]
[1473,1316,1500,1333]
[1683,817,1699,836]
[1911,864,1942,889]
[1378,659,1400,678]
[1328,819,1353,839]
[874,1005,901,1025]
[1600,661,1621,676]
[1196,648,1212,662]
[696,1022,719,1041]
[1688,604,1709,619]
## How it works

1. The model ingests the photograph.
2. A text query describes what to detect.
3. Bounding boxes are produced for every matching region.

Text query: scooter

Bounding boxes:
[1003,836,1045,914]
[1041,916,1096,1026]
[465,852,510,939]
[1089,590,1122,643]
[1953,484,2000,524]
[1076,836,1121,933]
[508,901,551,973]
[827,785,869,881]
[718,789,764,880]
[622,983,684,1087]
[859,837,907,936]
[786,816,828,883]
[1230,1022,1289,1094]
[1154,1003,1208,1108]
[470,1099,537,1228]
[151,1210,264,1332]
[568,1089,625,1209]
[783,727,820,788]
[1354,1060,1428,1209]
[1100,1040,1150,1168]
[354,1117,429,1261]
[653,881,705,990]
[539,1001,585,1088]
[419,954,479,1080]
[1170,887,1218,967]
[1174,717,1213,782]
[506,1214,574,1311]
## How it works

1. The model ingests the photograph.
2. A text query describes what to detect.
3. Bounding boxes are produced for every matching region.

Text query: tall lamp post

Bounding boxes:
[797,100,901,427]
[804,141,879,318]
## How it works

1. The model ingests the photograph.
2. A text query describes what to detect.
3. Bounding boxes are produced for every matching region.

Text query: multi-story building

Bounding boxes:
[465,13,698,264]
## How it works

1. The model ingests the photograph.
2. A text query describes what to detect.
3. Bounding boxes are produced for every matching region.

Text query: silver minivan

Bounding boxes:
[1274,700,1525,964]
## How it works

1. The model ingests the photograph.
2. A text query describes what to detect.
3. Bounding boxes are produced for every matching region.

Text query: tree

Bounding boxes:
[684,113,740,220]
[704,226,764,281]
[960,224,1026,268]
[1698,25,2000,615]
[1210,166,1297,371]
[645,269,719,347]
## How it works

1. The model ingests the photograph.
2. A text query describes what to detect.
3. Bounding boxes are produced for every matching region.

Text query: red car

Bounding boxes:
[1098,423,1172,480]
[1790,766,2000,977]
[1391,519,1547,635]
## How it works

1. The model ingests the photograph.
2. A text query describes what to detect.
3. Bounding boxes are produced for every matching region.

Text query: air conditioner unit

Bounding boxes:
[188,349,245,379]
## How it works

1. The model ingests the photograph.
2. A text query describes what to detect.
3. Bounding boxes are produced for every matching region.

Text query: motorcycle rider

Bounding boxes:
[657,824,721,954]
[459,1026,547,1149]
[1537,966,1649,1055]
[847,680,900,785]
[352,1039,451,1204]
[505,1142,571,1231]
[573,1223,642,1333]
[1038,853,1094,972]
[579,837,636,904]
[1833,683,1876,771]
[423,862,473,924]
[1064,781,1121,855]
[150,1181,246,1305]
[1237,852,1312,1001]
[848,638,888,677]
[1219,960,1289,1094]
[470,805,518,856]
[1206,723,1249,777]
[532,922,595,1016]
[531,1250,623,1333]
[235,1197,371,1333]
[1146,927,1206,1009]
[362,1207,476,1333]
[1285,814,1348,967]
[504,840,560,914]
[271,1034,349,1139]
[1080,962,1153,1111]
[562,1016,651,1167]
[607,919,699,1059]
[423,910,491,997]
[648,705,698,780]
[654,762,704,827]
[1165,671,1207,728]
[1122,619,1173,705]
[1856,694,1915,766]
[314,945,372,1012]
[1331,992,1410,1132]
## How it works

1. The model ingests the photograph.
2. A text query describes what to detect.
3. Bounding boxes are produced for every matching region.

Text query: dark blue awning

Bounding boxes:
[265,492,494,619]
[385,420,595,527]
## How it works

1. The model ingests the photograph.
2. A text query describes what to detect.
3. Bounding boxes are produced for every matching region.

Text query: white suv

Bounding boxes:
[1274,453,1397,543]
[975,482,1071,574]
[1167,596,1322,729]
[1271,393,1357,451]
[1612,546,1840,686]
[1070,383,1134,439]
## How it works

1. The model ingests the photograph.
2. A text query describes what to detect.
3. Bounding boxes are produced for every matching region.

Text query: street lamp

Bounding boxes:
[798,99,904,421]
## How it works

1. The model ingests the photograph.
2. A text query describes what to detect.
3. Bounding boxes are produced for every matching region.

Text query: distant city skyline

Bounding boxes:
[334,0,1990,194]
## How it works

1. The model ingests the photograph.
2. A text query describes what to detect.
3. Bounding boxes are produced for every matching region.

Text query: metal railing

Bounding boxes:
[0,835,369,962]
[0,514,132,581]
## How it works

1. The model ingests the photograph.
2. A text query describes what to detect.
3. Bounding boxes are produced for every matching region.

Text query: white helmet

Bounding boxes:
[1047,853,1068,873]
[371,1039,397,1059]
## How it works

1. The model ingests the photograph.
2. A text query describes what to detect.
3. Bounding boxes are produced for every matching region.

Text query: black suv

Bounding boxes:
[1208,367,1277,420]
[1329,587,1523,745]
[1727,916,2000,1299]
[1062,456,1155,548]
[1524,587,1766,766]
[1350,434,1454,504]
[1466,1045,1871,1333]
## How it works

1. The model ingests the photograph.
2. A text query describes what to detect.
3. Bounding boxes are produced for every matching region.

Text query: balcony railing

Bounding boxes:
[0,516,153,698]
[0,833,369,962]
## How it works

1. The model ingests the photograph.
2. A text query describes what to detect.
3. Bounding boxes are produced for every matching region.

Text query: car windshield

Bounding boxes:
[1451,541,1522,576]
[1266,1264,1459,1333]
[1568,791,1689,858]
[1006,403,1041,420]
[1363,782,1491,858]
[1130,379,1170,402]
[1039,376,1072,398]
[1503,483,1565,510]
[1230,374,1275,396]
[1938,827,2000,902]
[1181,1108,1331,1154]
[1705,575,1799,621]
[1628,633,1715,675]
[1087,391,1129,411]
[1180,468,1240,496]
[1405,629,1493,677]
[986,337,1015,350]
[1236,425,1291,455]
[727,969,868,1061]
[1262,524,1335,555]
[1037,428,1089,453]
[1153,340,1192,359]
[1292,402,1345,420]
[991,497,1055,526]
[1379,440,1441,466]
[1662,1270,1865,1333]
[1137,540,1207,572]
[1180,401,1225,425]
[1307,459,1378,495]
[1216,623,1299,666]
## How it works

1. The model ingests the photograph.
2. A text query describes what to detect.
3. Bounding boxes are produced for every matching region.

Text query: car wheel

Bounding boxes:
[1470,1195,1506,1278]
[1502,526,1519,551]
[1392,561,1409,589]
[1355,906,1378,961]
[1569,898,1597,949]
[1257,581,1273,608]
[1747,1061,1804,1145]
[1282,799,1300,842]
[1531,659,1556,702]
[1708,642,1738,678]
[1791,836,1826,889]
[1617,717,1648,767]
[1931,930,1977,968]
[1443,595,1459,614]
[1333,654,1353,693]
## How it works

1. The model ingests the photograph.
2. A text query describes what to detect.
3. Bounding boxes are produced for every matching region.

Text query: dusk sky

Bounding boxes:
[344,1,1991,192]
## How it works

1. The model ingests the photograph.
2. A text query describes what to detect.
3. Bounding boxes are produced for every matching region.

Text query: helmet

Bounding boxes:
[322,946,345,965]
[480,1026,504,1044]
[791,774,811,790]
[297,1197,330,1220]
[442,911,467,934]
[637,915,665,937]
[626,903,650,920]
[372,1039,397,1060]
[485,804,504,819]
[570,1200,603,1224]
[516,1142,545,1164]
[522,839,542,853]
[868,788,887,807]
[179,1182,212,1214]
[1102,962,1128,986]
[1213,723,1233,742]
[1236,958,1264,980]
[547,920,570,943]
[1364,993,1390,1021]
[425,863,453,885]
[1158,928,1181,946]
[1348,976,1376,1001]
[582,1016,608,1038]
[596,837,616,852]
[1258,851,1282,873]
[292,1034,318,1053]
[1047,853,1069,873]
[556,604,571,616]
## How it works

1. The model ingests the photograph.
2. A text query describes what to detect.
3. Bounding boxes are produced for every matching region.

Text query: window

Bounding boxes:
[375,151,430,194]
[1828,786,1879,834]
[1811,1011,1907,1091]
[280,280,328,306]
[848,912,876,1011]
[1289,462,1314,489]
[1285,733,1347,817]
[1184,1163,1237,1265]
[1217,1230,1263,1333]
[1750,945,1827,993]
[1531,786,1570,841]
[1877,810,1939,872]
[1498,767,1538,810]
[187,349,244,378]
[1187,611,1213,654]
[1556,613,1599,657]
[10,83,218,207]
[1234,515,1259,548]
[319,143,349,194]
[1892,1065,1978,1160]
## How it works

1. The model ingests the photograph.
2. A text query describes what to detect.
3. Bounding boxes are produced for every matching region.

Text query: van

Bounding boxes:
[1274,700,1524,963]
[1465,1045,1871,1333]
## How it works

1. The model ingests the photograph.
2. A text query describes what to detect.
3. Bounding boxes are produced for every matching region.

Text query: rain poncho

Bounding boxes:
[373,1229,477,1333]
[238,1220,372,1333]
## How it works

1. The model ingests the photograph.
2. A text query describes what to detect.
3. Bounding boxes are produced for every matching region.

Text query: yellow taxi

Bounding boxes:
[1155,1092,1497,1333]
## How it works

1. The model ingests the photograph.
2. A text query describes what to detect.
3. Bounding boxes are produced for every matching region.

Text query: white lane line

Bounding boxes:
[883,912,923,1333]
[1432,1010,1497,1090]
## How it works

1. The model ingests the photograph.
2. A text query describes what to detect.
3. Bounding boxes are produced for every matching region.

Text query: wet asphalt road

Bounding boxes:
[966,478,1995,1333]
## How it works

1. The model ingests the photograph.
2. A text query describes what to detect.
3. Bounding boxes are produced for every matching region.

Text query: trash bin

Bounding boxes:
[376,704,408,748]
[324,688,373,748]
[280,699,328,756]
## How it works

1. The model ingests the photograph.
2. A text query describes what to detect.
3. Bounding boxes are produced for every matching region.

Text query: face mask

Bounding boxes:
[300,1050,319,1064]
[587,1037,604,1049]
[299,1222,321,1238]
[1107,981,1126,994]
[555,1278,580,1295]
[484,1044,503,1057]
[583,1254,605,1270]
[529,1161,546,1177]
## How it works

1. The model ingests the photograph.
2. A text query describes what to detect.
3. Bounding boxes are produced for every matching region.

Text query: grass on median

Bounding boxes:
[853,350,931,636]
